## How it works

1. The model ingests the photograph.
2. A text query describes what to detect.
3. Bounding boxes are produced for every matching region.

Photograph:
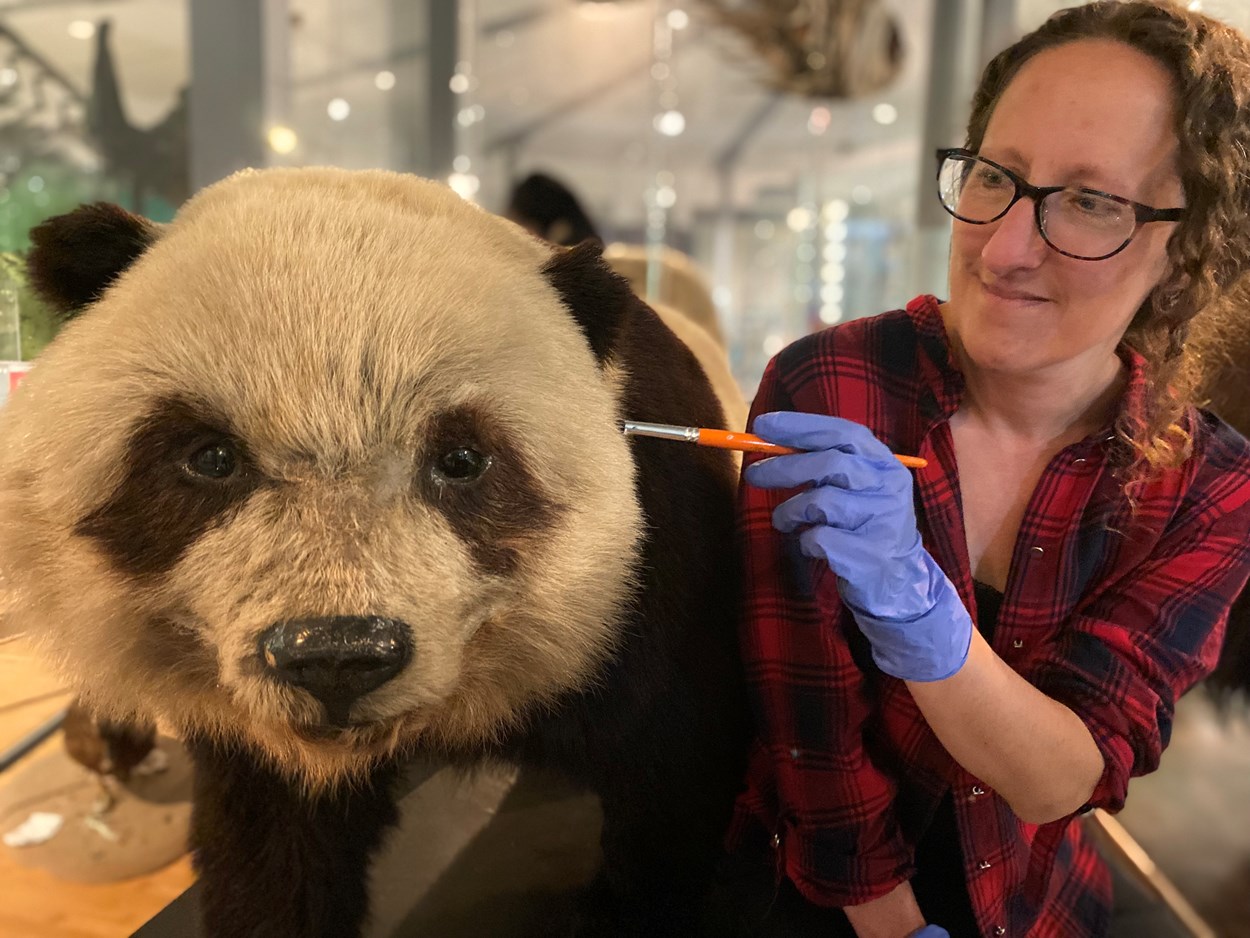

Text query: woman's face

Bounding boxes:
[945,39,1184,381]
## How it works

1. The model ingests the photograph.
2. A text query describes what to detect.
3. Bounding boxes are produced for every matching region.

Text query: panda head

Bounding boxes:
[0,168,646,789]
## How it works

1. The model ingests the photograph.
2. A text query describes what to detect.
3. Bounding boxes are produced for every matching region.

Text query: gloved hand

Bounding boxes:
[908,927,951,938]
[745,411,972,682]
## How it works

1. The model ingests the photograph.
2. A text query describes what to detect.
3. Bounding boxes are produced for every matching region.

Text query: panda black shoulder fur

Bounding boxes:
[0,168,747,937]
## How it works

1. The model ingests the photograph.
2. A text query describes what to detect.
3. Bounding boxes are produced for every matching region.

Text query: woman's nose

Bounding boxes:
[979,198,1049,273]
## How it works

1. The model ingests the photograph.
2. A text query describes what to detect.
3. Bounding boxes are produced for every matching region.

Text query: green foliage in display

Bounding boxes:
[0,161,129,253]
[0,251,60,360]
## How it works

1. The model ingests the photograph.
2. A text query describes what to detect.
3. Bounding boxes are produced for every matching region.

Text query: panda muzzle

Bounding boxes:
[259,616,413,727]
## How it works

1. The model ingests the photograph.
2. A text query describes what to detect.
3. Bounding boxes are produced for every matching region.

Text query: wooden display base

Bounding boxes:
[0,735,193,884]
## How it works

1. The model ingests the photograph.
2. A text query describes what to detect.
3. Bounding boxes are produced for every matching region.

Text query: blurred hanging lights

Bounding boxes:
[819,199,849,324]
[644,2,685,293]
[448,1,481,202]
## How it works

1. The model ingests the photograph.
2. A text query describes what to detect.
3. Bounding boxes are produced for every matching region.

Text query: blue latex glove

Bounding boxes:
[908,927,951,938]
[745,411,972,682]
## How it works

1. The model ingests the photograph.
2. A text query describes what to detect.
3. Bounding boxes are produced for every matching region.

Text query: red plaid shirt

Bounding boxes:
[727,295,1250,937]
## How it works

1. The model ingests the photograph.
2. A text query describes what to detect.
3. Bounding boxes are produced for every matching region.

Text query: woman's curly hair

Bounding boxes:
[965,0,1250,484]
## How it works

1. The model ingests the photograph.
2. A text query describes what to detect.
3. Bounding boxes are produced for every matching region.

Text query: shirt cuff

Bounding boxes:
[779,813,915,908]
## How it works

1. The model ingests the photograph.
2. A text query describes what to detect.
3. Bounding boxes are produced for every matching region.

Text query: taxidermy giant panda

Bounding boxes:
[0,168,747,937]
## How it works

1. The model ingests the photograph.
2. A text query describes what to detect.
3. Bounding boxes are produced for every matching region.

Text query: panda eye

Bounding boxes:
[433,447,491,483]
[186,440,240,480]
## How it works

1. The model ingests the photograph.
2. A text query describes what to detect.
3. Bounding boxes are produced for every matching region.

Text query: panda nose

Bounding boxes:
[259,616,412,725]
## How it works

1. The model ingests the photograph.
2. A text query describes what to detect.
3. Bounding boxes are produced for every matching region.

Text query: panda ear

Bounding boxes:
[27,202,160,322]
[541,239,638,362]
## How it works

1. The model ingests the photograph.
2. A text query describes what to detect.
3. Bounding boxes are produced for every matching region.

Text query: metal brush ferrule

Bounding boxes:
[621,421,699,443]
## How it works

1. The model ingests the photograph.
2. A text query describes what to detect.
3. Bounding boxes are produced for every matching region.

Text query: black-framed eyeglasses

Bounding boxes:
[935,148,1184,261]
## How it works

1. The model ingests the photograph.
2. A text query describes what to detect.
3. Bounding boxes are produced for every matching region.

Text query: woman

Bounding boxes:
[725,2,1250,936]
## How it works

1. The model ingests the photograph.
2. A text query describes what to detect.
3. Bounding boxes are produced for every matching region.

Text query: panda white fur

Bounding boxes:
[0,168,747,937]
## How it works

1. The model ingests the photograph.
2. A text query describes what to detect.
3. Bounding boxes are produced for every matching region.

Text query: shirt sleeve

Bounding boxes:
[739,357,913,906]
[1030,456,1250,815]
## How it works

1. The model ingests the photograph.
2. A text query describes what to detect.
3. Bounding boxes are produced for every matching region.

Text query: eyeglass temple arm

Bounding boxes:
[1136,205,1184,223]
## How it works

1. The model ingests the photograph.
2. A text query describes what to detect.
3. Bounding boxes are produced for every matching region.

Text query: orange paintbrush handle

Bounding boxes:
[696,428,929,469]
[695,428,801,455]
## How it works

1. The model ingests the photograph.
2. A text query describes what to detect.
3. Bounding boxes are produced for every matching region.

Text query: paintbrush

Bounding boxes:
[621,420,928,469]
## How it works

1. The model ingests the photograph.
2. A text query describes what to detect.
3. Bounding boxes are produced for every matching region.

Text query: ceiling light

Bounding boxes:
[807,106,831,135]
[654,110,685,137]
[872,103,898,125]
[823,199,849,223]
[267,126,298,154]
[786,207,813,232]
[448,172,480,201]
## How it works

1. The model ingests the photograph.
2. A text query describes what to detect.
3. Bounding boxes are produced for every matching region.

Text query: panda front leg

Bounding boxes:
[187,736,401,938]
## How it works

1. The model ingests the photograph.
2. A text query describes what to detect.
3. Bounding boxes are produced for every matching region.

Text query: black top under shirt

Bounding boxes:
[722,582,1007,937]
[909,580,1004,937]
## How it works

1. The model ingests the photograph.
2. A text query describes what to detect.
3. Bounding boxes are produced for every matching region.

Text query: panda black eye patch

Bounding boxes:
[76,397,262,578]
[417,406,567,575]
